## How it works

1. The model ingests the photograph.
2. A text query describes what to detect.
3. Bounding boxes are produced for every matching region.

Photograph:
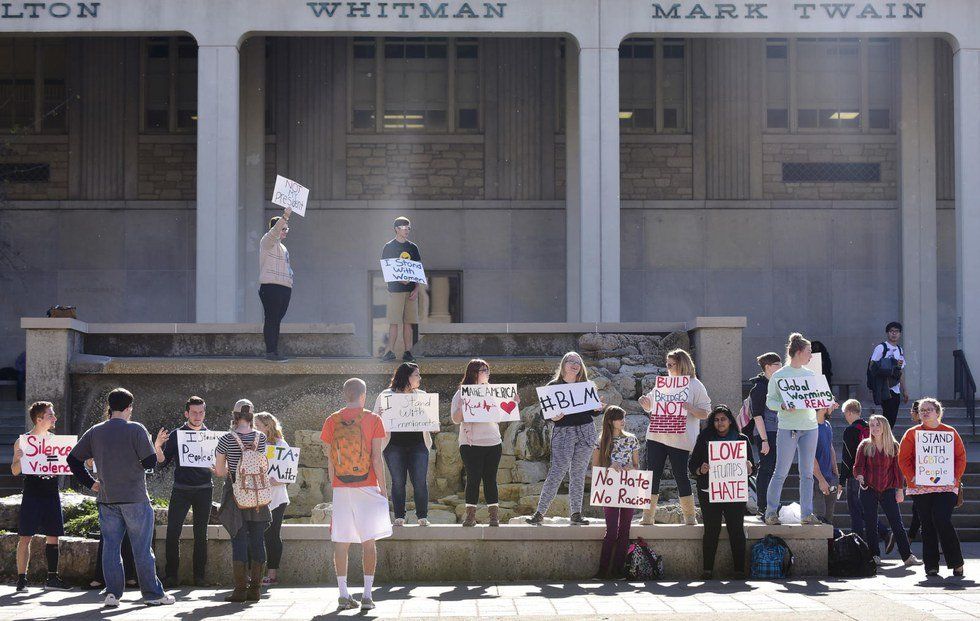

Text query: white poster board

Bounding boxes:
[776,374,835,410]
[18,434,76,476]
[459,384,520,423]
[708,440,749,503]
[804,352,823,376]
[589,467,654,509]
[266,444,300,484]
[915,429,955,486]
[647,375,690,435]
[176,430,224,469]
[536,381,601,420]
[380,258,427,285]
[378,393,440,432]
[271,175,309,217]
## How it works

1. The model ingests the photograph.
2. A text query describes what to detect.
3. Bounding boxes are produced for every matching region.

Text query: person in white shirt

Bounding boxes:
[868,321,909,428]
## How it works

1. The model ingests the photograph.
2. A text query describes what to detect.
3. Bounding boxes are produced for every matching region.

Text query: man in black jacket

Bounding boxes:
[749,352,781,516]
[840,399,892,551]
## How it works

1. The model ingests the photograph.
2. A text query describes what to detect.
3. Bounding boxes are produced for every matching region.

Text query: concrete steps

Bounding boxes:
[0,400,24,496]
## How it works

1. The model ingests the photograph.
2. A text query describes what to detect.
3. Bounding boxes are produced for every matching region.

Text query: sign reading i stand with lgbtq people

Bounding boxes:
[647,375,690,435]
[18,434,76,476]
[708,440,749,503]
[915,429,955,486]
[459,384,520,423]
[380,258,427,285]
[536,381,601,420]
[776,374,835,410]
[378,392,441,432]
[272,175,309,217]
[266,444,301,484]
[590,467,654,509]
[176,430,224,469]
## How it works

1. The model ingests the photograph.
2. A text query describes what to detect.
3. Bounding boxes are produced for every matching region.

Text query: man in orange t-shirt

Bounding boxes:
[320,378,390,611]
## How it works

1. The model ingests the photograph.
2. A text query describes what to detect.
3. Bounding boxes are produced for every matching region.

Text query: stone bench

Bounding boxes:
[156,521,829,584]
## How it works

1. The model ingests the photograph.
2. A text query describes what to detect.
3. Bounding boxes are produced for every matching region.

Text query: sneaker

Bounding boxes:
[926,568,940,577]
[884,532,897,554]
[904,555,923,567]
[265,353,288,362]
[361,598,376,611]
[393,518,405,526]
[402,350,415,362]
[15,576,27,593]
[104,594,120,608]
[417,518,430,526]
[338,596,359,610]
[44,576,72,591]
[525,511,544,525]
[953,566,965,578]
[569,512,588,526]
[381,351,396,362]
[800,514,822,526]
[873,556,883,566]
[764,512,781,526]
[145,594,176,606]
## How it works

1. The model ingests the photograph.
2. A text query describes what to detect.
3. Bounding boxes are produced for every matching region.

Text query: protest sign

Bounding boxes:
[378,392,440,432]
[18,434,76,476]
[915,429,955,486]
[536,381,601,420]
[804,352,822,376]
[272,175,309,217]
[776,374,834,410]
[708,440,749,503]
[459,384,520,423]
[177,430,224,469]
[647,375,690,435]
[266,444,300,484]
[589,467,653,509]
[380,258,427,285]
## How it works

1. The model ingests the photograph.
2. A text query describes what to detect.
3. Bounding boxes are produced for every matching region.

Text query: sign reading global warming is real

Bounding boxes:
[590,467,653,509]
[378,392,440,432]
[708,440,749,503]
[176,430,224,469]
[536,381,601,420]
[776,374,835,410]
[18,434,76,476]
[459,384,520,423]
[380,258,427,285]
[647,375,690,435]
[915,429,955,486]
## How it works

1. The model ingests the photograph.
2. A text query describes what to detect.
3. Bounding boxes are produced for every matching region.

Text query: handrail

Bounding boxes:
[953,350,976,436]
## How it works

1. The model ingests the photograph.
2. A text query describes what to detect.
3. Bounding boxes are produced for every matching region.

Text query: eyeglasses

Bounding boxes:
[396,226,412,231]
[566,360,582,367]
[282,227,289,232]
[666,362,677,369]
[478,368,490,374]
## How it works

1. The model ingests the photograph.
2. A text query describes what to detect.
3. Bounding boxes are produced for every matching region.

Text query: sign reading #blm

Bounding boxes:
[647,375,689,435]
[177,430,224,469]
[915,429,955,486]
[776,375,834,409]
[590,467,654,509]
[708,440,749,503]
[19,434,76,476]
[536,381,601,420]
[380,258,427,285]
[378,393,440,432]
[459,384,520,423]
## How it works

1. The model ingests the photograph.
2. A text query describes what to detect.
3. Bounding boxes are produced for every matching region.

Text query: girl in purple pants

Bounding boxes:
[592,406,640,579]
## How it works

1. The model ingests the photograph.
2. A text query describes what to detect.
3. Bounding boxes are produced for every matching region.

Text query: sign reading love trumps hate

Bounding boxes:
[176,430,224,469]
[590,467,653,509]
[915,429,955,486]
[378,393,440,432]
[776,375,834,410]
[266,444,300,484]
[19,434,76,475]
[708,440,749,503]
[380,258,427,285]
[647,375,690,435]
[459,384,520,423]
[536,381,601,420]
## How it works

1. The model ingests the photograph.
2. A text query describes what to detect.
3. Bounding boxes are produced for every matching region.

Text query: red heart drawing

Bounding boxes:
[500,401,517,415]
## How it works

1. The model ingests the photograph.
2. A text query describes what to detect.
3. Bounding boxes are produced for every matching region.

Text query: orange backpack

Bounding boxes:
[330,411,372,484]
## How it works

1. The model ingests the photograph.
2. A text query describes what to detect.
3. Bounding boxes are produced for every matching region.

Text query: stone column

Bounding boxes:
[196,44,241,322]
[428,276,452,323]
[954,47,980,361]
[689,317,747,412]
[240,37,266,323]
[899,38,938,396]
[21,319,84,434]
[566,42,620,322]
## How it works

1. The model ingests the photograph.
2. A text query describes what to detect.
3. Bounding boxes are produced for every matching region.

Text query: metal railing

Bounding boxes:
[953,349,976,436]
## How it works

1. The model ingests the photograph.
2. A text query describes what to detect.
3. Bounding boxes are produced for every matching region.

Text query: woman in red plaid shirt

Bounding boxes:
[854,414,922,567]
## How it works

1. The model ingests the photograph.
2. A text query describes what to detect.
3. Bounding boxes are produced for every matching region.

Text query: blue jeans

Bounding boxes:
[98,502,164,600]
[754,434,777,514]
[231,520,268,564]
[766,427,818,518]
[846,477,889,542]
[860,487,911,560]
[384,442,430,519]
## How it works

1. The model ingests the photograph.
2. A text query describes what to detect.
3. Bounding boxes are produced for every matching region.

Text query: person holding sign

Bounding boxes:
[253,412,290,586]
[374,363,432,527]
[637,349,711,526]
[763,333,837,527]
[10,401,71,592]
[380,216,422,363]
[259,206,294,361]
[853,414,921,567]
[590,406,640,579]
[451,359,516,527]
[526,352,603,526]
[153,396,213,588]
[898,398,967,577]
[688,406,755,579]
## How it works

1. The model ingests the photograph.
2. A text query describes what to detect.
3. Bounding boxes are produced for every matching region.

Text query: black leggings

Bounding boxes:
[698,490,746,572]
[460,444,502,505]
[646,440,693,497]
[259,284,291,354]
[264,504,286,570]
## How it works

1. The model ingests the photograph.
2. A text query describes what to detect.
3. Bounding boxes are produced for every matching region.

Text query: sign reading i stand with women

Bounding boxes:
[459,384,520,423]
[776,375,835,409]
[708,440,749,502]
[647,375,690,434]
[18,434,77,475]
[590,467,654,509]
[915,429,955,486]
[378,393,441,432]
[380,258,427,285]
[536,381,601,420]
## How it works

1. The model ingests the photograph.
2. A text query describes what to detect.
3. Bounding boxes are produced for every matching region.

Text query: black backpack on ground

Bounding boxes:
[829,532,877,578]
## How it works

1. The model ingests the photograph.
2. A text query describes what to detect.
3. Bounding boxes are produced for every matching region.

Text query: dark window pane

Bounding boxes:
[176,109,196,129]
[145,109,168,131]
[662,107,678,129]
[869,108,890,129]
[767,108,788,128]
[353,42,376,59]
[0,162,50,183]
[456,43,478,59]
[633,107,656,128]
[766,44,787,59]
[148,41,169,59]
[783,162,880,183]
[427,43,447,59]
[385,42,404,58]
[633,43,655,59]
[426,109,447,129]
[352,109,375,129]
[405,43,425,58]
[458,108,478,129]
[798,109,818,128]
[663,43,685,59]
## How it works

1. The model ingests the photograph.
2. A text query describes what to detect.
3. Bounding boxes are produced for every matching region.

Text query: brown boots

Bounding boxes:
[488,505,500,527]
[245,562,265,601]
[225,561,264,603]
[462,505,477,527]
[224,562,248,602]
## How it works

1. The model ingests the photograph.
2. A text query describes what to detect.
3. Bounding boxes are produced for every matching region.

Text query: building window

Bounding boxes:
[0,38,66,134]
[765,37,896,133]
[141,36,197,133]
[782,162,881,183]
[350,37,480,133]
[619,38,690,133]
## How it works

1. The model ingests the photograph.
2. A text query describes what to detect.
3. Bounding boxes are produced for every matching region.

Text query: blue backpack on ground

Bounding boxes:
[750,534,794,579]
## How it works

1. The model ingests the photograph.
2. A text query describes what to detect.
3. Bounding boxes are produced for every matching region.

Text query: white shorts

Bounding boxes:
[330,486,392,544]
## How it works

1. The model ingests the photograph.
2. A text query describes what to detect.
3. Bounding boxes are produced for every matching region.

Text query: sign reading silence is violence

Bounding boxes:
[18,434,76,475]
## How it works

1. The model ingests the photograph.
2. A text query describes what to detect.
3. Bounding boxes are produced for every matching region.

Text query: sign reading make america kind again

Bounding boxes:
[650,2,927,20]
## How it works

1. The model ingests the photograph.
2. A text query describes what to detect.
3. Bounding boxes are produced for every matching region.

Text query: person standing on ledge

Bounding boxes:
[259,206,293,362]
[380,216,421,362]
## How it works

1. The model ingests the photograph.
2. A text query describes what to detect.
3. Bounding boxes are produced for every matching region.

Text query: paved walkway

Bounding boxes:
[2,544,978,620]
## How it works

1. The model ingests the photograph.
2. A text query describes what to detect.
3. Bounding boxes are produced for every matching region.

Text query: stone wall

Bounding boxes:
[346,143,484,200]
[137,141,197,200]
[762,139,897,200]
[621,141,694,200]
[0,140,69,200]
